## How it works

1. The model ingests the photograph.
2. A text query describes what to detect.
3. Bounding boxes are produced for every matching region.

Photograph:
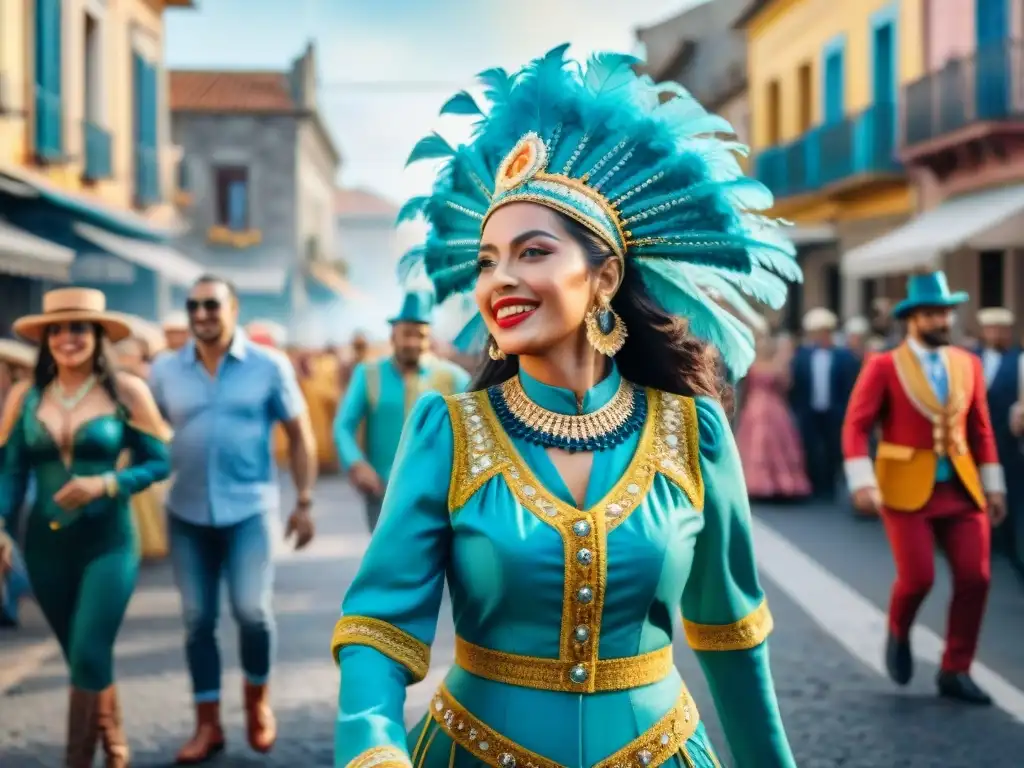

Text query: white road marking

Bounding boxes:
[751,516,1024,724]
[0,638,60,694]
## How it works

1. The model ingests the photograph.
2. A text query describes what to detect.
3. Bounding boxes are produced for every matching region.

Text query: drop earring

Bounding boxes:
[488,338,506,361]
[584,294,627,356]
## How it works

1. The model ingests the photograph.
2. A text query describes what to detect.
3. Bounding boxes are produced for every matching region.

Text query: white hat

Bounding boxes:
[977,307,1014,327]
[162,311,189,331]
[844,316,870,335]
[802,307,838,333]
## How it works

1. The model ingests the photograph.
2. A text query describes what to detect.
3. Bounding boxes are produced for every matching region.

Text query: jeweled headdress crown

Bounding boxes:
[397,45,800,377]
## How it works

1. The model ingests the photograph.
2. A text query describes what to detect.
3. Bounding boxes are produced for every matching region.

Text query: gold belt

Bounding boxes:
[423,682,699,768]
[454,636,674,692]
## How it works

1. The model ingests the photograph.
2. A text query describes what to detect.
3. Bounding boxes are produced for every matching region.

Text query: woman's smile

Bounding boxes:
[492,297,540,329]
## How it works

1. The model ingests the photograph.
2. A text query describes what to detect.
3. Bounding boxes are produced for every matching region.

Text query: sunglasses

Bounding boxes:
[47,321,90,336]
[186,298,222,314]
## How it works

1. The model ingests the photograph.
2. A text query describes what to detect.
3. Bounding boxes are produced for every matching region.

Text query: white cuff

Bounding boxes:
[980,463,1006,495]
[844,457,876,491]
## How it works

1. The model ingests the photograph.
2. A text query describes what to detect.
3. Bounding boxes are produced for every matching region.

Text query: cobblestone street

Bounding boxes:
[1,478,1023,766]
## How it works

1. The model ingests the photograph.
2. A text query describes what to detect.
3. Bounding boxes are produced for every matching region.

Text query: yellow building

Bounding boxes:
[0,0,198,329]
[738,0,925,329]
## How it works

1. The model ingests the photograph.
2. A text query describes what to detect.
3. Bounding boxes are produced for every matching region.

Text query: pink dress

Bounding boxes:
[735,365,811,499]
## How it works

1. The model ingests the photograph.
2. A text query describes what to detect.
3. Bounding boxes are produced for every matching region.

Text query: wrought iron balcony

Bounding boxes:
[83,121,112,181]
[134,145,160,208]
[903,40,1024,150]
[753,102,901,200]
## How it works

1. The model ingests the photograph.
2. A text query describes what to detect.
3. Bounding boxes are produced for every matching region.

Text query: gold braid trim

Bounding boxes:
[344,746,411,768]
[331,616,431,682]
[683,599,774,652]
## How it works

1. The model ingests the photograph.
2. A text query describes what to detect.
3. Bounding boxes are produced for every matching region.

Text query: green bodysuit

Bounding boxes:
[0,386,171,691]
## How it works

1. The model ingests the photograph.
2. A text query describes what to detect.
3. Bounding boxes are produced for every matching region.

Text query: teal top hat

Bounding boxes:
[892,270,968,319]
[388,290,434,325]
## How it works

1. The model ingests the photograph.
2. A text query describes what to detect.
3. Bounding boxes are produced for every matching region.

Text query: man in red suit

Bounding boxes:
[842,271,1006,705]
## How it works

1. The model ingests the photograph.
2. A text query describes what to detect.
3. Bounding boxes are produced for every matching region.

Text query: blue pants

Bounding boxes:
[1,541,30,624]
[169,514,275,703]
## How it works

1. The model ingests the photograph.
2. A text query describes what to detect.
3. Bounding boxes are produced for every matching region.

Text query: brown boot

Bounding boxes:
[243,682,277,753]
[175,702,225,765]
[66,688,100,768]
[97,685,130,768]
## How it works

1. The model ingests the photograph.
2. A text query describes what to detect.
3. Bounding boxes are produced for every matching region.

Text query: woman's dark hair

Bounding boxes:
[470,211,731,407]
[34,323,125,411]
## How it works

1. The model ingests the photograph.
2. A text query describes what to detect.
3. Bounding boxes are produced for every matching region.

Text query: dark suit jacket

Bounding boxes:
[789,345,861,429]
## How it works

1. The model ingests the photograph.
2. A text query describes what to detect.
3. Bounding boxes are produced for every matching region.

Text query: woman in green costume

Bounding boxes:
[0,287,172,768]
[331,46,801,767]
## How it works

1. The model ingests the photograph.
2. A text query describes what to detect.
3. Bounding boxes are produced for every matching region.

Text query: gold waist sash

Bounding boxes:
[454,636,674,692]
[422,682,700,768]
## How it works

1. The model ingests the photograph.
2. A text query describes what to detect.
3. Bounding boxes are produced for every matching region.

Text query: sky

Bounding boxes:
[164,0,704,206]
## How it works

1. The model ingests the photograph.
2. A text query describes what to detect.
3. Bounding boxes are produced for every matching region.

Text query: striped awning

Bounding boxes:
[0,219,74,281]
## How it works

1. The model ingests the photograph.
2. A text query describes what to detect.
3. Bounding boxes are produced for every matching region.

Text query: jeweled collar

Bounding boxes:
[489,364,646,453]
[518,364,622,416]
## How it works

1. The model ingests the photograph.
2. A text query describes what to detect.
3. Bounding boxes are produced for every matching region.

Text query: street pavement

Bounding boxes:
[1,478,1024,766]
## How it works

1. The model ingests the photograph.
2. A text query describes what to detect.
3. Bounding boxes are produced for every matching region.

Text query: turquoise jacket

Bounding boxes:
[333,355,471,482]
[332,367,795,768]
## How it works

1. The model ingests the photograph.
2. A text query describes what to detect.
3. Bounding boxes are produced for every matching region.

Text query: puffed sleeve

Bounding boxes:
[332,392,452,768]
[681,396,795,767]
[0,382,32,527]
[113,374,172,498]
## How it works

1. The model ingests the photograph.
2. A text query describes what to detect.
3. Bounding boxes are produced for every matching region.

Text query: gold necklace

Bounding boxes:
[493,375,643,451]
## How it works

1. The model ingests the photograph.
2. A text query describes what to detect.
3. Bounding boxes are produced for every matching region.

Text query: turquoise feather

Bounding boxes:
[440,91,481,116]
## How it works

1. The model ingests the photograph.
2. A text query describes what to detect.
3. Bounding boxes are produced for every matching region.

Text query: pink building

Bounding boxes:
[843,0,1024,335]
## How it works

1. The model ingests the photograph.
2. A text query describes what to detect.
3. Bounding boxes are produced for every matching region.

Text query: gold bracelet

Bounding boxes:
[103,473,119,498]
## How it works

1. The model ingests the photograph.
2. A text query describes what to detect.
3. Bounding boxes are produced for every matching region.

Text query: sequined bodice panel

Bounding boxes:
[445,387,704,661]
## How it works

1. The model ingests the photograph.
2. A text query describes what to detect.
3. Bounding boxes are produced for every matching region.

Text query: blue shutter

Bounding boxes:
[34,0,63,158]
[824,50,844,124]
[228,180,247,230]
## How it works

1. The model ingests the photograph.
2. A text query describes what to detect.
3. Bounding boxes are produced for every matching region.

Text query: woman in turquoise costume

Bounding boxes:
[0,287,172,768]
[332,46,801,768]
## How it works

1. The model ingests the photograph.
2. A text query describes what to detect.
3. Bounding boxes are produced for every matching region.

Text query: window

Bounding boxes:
[797,62,813,132]
[83,12,100,123]
[824,263,841,315]
[861,278,878,317]
[823,44,845,124]
[766,80,781,144]
[215,166,250,231]
[978,250,1004,308]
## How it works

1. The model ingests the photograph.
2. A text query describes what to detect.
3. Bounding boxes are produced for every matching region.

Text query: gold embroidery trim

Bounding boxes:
[330,616,431,682]
[683,599,774,652]
[428,683,699,768]
[344,746,412,768]
[454,636,674,692]
[892,344,972,456]
[445,388,705,694]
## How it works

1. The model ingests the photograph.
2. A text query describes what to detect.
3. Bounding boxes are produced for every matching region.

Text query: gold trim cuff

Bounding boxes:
[344,746,411,768]
[331,616,431,682]
[683,599,773,652]
[455,636,673,692]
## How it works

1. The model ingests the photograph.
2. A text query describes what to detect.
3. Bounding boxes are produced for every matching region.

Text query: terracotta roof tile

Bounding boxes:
[335,187,398,217]
[169,70,296,113]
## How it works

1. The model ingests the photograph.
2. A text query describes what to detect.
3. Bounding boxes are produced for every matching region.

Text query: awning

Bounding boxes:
[307,262,360,298]
[788,223,837,247]
[221,266,290,293]
[74,222,204,286]
[842,184,1024,278]
[0,165,185,243]
[0,219,74,281]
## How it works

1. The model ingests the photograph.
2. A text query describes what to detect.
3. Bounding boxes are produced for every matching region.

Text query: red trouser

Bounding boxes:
[881,481,991,673]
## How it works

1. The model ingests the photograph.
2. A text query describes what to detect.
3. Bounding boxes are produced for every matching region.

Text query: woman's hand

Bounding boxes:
[53,476,107,510]
[0,529,14,576]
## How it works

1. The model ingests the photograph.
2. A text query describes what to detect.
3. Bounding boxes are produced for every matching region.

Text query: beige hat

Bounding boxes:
[843,316,870,335]
[162,310,189,331]
[0,339,37,369]
[13,288,132,343]
[977,307,1014,327]
[802,307,838,333]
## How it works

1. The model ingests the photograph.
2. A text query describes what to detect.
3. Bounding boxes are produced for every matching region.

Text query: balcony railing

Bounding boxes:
[134,145,160,207]
[83,121,112,181]
[903,40,1024,148]
[34,85,62,161]
[754,102,900,199]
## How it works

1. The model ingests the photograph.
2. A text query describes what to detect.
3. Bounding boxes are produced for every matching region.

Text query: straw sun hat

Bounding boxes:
[0,339,37,369]
[12,287,132,343]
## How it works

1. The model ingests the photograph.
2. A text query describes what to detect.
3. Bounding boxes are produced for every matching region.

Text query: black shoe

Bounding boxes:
[885,633,913,685]
[937,672,993,705]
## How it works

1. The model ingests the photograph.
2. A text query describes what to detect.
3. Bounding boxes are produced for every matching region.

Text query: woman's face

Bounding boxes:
[47,321,97,371]
[476,203,615,358]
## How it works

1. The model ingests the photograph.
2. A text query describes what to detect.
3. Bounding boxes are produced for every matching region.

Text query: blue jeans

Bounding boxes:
[1,542,30,624]
[169,513,275,703]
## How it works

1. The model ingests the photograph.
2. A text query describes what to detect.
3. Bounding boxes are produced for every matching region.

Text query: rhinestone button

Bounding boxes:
[569,664,588,684]
[576,548,593,566]
[637,749,653,765]
[576,585,594,603]
[572,519,591,536]
[499,753,516,768]
[574,624,590,643]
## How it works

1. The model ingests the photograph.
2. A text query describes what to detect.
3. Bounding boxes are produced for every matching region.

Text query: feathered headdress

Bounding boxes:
[397,44,800,378]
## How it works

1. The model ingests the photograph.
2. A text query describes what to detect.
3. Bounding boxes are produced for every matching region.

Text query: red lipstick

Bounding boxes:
[492,297,540,329]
